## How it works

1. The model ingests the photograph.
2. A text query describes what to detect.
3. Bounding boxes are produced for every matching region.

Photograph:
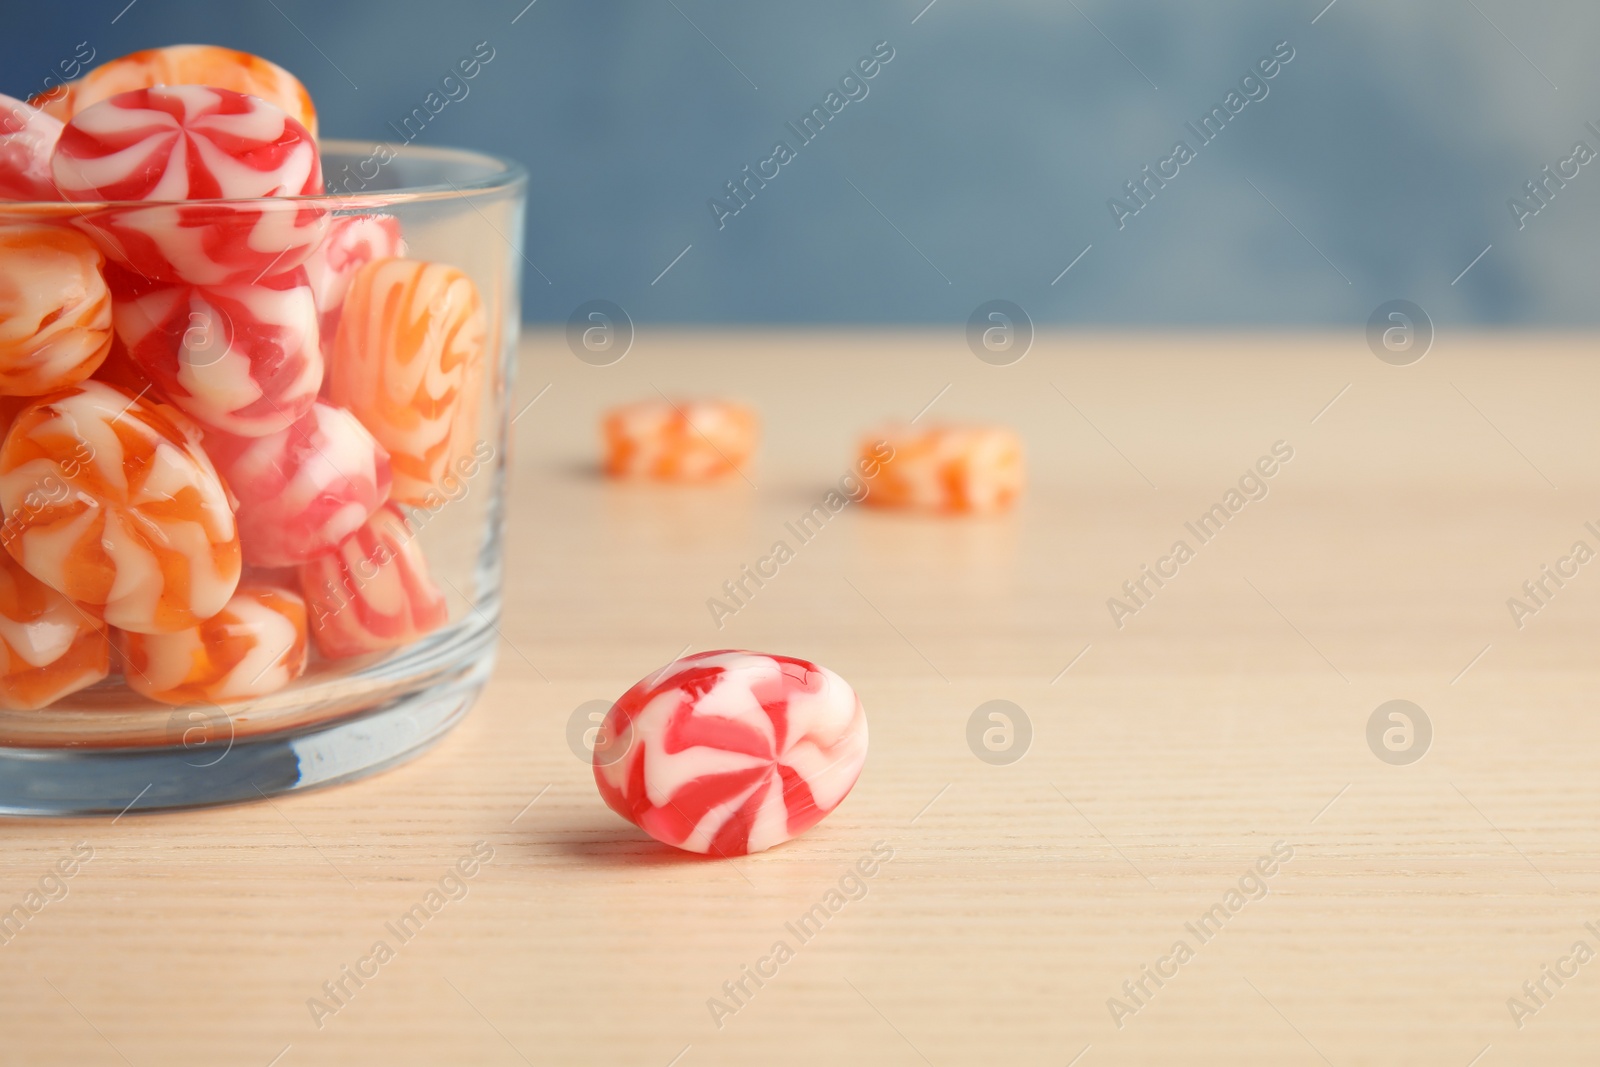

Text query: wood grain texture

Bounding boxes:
[2,330,1598,1066]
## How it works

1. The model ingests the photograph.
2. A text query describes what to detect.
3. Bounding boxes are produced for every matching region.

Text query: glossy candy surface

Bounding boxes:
[0,550,109,710]
[111,266,322,436]
[33,44,318,137]
[328,258,485,504]
[0,224,112,394]
[298,504,447,659]
[594,650,868,856]
[207,401,392,567]
[602,399,758,481]
[859,424,1024,513]
[0,93,62,200]
[0,381,240,634]
[302,214,404,360]
[116,583,306,704]
[51,86,325,285]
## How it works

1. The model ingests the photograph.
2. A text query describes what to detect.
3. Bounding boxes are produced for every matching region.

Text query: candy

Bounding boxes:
[328,259,485,504]
[33,45,318,138]
[0,93,62,200]
[115,583,306,705]
[301,214,404,359]
[0,549,109,710]
[859,424,1023,513]
[111,266,322,436]
[299,504,447,659]
[51,86,326,285]
[0,381,240,633]
[593,650,868,856]
[207,402,392,567]
[602,399,757,481]
[0,224,112,394]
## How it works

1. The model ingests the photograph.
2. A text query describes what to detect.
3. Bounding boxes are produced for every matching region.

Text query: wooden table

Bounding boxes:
[3,331,1598,1065]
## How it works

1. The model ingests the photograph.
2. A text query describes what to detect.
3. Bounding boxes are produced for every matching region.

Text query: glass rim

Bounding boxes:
[0,139,527,215]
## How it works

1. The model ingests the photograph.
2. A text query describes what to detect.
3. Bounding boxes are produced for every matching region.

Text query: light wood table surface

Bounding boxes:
[3,330,1599,1065]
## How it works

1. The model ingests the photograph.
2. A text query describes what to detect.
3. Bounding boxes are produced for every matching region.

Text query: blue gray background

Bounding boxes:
[5,0,1596,325]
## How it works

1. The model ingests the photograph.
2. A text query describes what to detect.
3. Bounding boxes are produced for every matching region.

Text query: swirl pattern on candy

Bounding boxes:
[0,550,109,710]
[115,583,306,705]
[111,266,322,436]
[302,214,404,361]
[328,259,485,504]
[51,86,326,285]
[859,424,1024,513]
[593,650,869,856]
[299,504,447,659]
[0,224,112,395]
[31,44,318,137]
[207,402,392,567]
[0,93,63,200]
[0,381,240,634]
[602,399,758,481]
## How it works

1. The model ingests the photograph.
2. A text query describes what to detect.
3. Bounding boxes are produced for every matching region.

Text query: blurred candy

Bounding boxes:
[602,399,757,481]
[0,93,62,200]
[0,549,109,710]
[593,650,868,856]
[112,266,322,436]
[302,214,404,359]
[33,44,318,137]
[328,259,485,504]
[0,224,112,394]
[0,381,240,633]
[115,583,306,705]
[299,504,447,659]
[207,402,392,567]
[91,336,155,395]
[51,86,326,285]
[859,424,1023,513]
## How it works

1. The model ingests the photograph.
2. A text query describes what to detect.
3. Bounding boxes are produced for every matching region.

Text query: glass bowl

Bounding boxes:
[0,141,526,814]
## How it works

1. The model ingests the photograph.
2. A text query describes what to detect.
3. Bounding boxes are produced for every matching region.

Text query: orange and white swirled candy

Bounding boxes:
[299,504,447,660]
[0,381,241,633]
[328,259,486,505]
[0,93,62,200]
[115,584,306,705]
[32,45,318,137]
[0,224,112,395]
[0,549,109,710]
[602,399,757,481]
[859,424,1023,514]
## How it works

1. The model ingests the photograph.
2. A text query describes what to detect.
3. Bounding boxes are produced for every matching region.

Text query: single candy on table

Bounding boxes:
[593,650,869,856]
[111,265,322,436]
[206,401,392,568]
[0,550,109,710]
[32,44,318,137]
[51,85,326,285]
[859,423,1024,513]
[298,503,448,660]
[0,381,240,634]
[301,214,404,361]
[0,223,112,395]
[328,258,485,504]
[0,93,62,200]
[602,399,758,481]
[115,583,306,705]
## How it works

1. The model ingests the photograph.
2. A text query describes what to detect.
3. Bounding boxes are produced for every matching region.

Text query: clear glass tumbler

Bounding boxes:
[0,142,526,814]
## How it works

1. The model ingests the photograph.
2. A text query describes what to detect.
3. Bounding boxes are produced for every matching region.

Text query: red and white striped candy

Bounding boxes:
[51,86,326,284]
[116,583,307,705]
[112,267,322,436]
[0,93,62,200]
[594,650,869,856]
[301,214,404,360]
[298,504,447,659]
[207,402,392,567]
